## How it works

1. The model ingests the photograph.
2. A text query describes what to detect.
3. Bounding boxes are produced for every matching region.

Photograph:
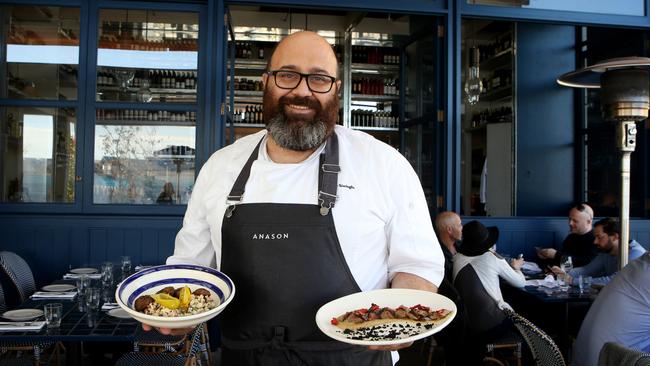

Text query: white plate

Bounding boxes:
[108,308,132,319]
[2,309,45,321]
[69,267,98,274]
[42,284,76,292]
[315,288,457,346]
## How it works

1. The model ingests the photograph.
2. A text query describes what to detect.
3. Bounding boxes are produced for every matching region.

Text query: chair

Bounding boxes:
[453,264,522,366]
[133,329,187,353]
[0,251,36,304]
[598,342,650,366]
[115,323,205,366]
[504,309,566,366]
[0,253,57,366]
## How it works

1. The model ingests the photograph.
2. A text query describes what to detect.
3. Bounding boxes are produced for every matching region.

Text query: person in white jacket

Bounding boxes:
[452,220,525,361]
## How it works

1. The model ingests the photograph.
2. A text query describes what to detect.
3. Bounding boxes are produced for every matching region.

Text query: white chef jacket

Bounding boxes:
[168,125,444,291]
[453,250,525,311]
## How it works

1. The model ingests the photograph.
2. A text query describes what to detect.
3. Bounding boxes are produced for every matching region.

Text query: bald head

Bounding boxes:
[435,211,462,251]
[569,203,594,235]
[267,31,339,77]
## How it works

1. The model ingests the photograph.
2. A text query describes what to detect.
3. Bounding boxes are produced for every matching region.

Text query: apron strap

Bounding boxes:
[318,133,340,216]
[225,132,341,217]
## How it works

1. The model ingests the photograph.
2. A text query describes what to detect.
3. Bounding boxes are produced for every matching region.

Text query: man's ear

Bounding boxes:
[335,79,342,93]
[261,72,268,90]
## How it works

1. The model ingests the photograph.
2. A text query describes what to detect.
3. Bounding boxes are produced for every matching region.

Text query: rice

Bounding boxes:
[143,294,218,317]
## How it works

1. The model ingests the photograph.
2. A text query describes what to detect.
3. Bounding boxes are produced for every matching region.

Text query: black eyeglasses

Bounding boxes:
[267,70,337,93]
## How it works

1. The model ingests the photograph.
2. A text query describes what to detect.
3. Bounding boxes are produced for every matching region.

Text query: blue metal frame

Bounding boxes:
[460,0,650,28]
[225,0,448,14]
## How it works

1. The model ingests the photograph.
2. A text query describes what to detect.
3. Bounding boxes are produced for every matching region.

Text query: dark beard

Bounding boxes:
[264,92,339,151]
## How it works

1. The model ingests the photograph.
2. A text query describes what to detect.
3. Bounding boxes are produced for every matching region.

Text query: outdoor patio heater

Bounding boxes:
[557,56,650,269]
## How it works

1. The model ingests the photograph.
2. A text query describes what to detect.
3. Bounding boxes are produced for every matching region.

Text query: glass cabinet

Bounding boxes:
[92,9,200,205]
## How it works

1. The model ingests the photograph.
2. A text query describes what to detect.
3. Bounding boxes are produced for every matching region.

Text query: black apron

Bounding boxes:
[219,133,391,366]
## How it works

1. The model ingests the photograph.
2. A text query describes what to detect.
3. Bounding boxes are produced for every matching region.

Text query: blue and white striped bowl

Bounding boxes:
[115,264,235,329]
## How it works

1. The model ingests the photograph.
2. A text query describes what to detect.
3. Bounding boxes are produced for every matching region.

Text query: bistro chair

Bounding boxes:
[0,283,57,366]
[0,251,37,304]
[504,309,566,366]
[115,323,205,366]
[598,342,650,366]
[453,265,522,366]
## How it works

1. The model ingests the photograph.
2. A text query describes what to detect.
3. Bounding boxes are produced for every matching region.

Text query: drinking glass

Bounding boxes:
[44,303,63,328]
[75,275,90,297]
[559,255,573,284]
[101,262,114,287]
[583,276,593,293]
[121,256,132,275]
[85,287,101,310]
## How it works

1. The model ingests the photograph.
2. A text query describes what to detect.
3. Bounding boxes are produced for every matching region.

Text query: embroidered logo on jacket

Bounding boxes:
[252,233,289,240]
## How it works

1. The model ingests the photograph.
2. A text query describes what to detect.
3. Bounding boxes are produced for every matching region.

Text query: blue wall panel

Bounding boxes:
[516,23,577,216]
[0,215,182,287]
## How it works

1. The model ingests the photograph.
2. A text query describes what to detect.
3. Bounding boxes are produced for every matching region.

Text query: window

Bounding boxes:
[93,9,199,205]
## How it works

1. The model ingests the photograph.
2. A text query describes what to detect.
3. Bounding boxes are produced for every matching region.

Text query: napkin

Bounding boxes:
[63,273,102,280]
[101,303,119,311]
[0,321,46,332]
[30,291,77,300]
[525,274,558,288]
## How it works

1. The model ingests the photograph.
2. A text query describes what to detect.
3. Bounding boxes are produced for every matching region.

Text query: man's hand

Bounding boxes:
[142,323,194,336]
[550,266,565,276]
[367,272,438,352]
[537,248,557,259]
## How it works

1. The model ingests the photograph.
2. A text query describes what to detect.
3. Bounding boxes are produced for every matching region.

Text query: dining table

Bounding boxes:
[0,266,142,366]
[503,275,598,360]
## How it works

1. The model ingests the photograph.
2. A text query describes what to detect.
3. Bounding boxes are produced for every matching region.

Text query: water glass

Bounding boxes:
[85,287,101,310]
[44,303,63,328]
[75,275,90,297]
[101,262,114,287]
[121,256,132,275]
[560,255,573,274]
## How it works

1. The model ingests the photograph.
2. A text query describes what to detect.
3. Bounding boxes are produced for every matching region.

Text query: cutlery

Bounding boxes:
[34,292,76,295]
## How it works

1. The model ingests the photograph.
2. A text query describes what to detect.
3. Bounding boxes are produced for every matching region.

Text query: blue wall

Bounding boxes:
[516,23,577,216]
[2,215,650,290]
[0,215,182,287]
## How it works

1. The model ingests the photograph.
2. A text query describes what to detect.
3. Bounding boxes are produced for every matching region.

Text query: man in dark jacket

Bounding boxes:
[537,203,598,267]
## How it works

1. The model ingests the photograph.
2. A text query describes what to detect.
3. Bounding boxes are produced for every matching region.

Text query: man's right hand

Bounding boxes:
[142,323,195,336]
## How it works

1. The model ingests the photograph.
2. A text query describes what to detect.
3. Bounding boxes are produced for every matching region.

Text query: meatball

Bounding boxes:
[157,286,176,296]
[193,288,211,298]
[134,295,154,312]
[173,287,184,299]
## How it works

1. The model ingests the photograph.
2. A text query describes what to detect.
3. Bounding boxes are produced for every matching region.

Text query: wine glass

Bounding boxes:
[559,255,573,286]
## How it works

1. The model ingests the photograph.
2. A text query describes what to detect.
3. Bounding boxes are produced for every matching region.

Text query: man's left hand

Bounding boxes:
[368,342,413,351]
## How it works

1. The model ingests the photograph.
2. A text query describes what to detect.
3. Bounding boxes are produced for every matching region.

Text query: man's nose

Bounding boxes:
[289,76,313,97]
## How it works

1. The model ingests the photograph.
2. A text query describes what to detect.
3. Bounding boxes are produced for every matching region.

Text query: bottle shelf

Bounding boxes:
[351,126,399,131]
[351,63,400,74]
[481,85,512,102]
[97,86,197,94]
[96,119,196,127]
[480,48,513,70]
[232,59,267,70]
[351,94,399,101]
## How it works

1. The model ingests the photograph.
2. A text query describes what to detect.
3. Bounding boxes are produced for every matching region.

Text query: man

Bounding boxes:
[432,212,466,365]
[551,217,646,285]
[537,203,597,267]
[572,252,650,366]
[434,211,462,282]
[148,31,444,365]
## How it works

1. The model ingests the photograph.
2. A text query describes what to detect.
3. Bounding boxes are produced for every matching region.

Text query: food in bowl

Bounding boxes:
[134,286,218,317]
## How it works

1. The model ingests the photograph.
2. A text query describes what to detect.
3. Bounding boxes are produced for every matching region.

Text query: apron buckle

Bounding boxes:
[225,205,237,218]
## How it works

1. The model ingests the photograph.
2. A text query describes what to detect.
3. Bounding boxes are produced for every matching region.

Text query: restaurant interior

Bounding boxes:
[1,0,650,365]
